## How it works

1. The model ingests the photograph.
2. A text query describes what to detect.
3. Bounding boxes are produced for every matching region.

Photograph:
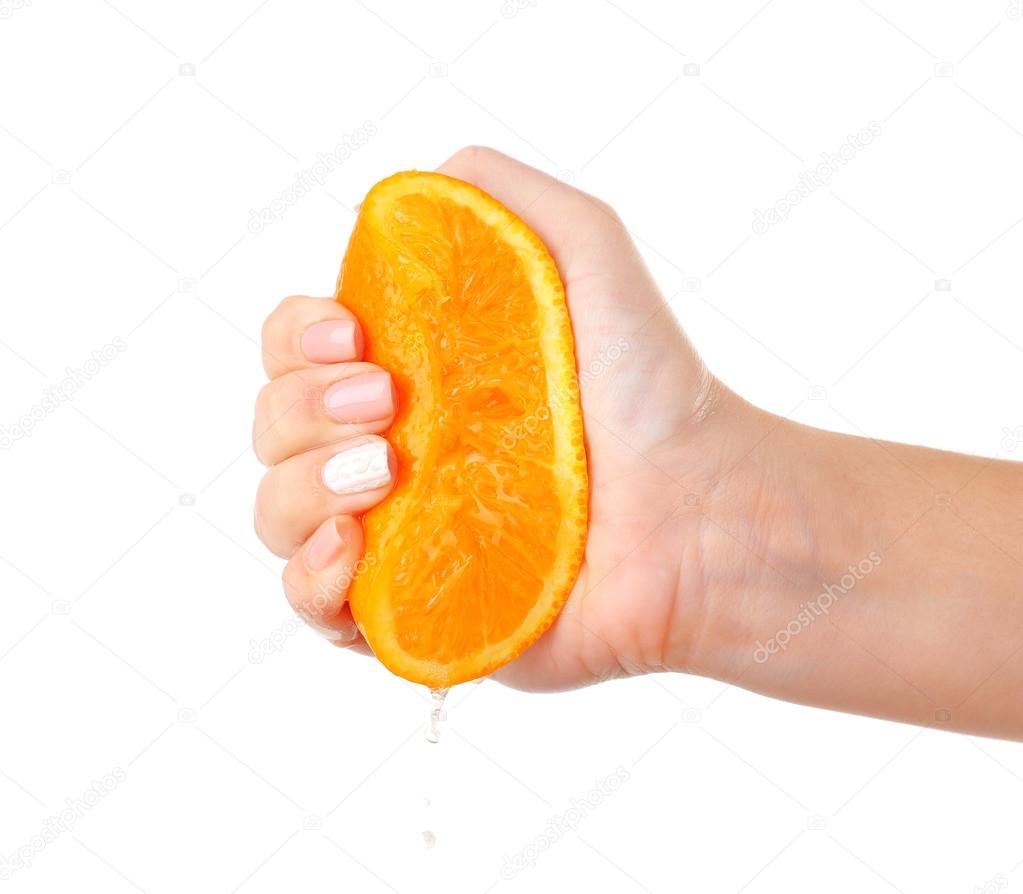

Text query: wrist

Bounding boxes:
[659,385,1023,737]
[662,391,849,683]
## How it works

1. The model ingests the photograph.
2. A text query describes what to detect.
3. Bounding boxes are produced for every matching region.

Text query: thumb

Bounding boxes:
[435,146,666,323]
[435,148,710,443]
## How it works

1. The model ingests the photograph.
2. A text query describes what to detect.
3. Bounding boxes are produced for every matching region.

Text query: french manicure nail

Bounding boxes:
[301,320,359,363]
[305,518,345,571]
[298,608,354,642]
[323,441,392,495]
[332,618,360,644]
[324,372,395,423]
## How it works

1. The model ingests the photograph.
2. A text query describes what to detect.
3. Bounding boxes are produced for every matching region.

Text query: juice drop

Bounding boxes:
[424,687,448,744]
[422,687,448,858]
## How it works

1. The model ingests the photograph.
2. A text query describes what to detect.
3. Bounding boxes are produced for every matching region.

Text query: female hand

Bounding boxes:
[254,147,1023,739]
[252,145,738,691]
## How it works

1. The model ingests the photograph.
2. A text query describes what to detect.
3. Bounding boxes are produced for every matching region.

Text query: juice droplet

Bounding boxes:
[425,687,449,744]
[422,830,436,849]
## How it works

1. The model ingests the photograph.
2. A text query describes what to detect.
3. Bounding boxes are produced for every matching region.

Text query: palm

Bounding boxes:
[431,153,717,690]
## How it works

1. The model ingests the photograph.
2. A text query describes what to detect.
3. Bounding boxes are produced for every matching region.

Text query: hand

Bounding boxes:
[252,146,745,689]
[252,147,1023,739]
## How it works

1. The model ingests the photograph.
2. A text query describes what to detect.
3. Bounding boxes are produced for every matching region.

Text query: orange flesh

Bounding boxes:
[337,172,587,686]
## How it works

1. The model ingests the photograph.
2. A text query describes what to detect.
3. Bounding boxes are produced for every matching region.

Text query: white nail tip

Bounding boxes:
[323,441,391,495]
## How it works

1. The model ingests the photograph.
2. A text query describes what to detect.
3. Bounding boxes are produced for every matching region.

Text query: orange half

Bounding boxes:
[336,171,588,687]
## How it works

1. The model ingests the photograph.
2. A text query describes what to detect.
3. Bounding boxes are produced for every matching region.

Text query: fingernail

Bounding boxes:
[324,372,395,423]
[323,440,392,495]
[301,320,360,363]
[333,618,360,644]
[298,608,360,644]
[305,518,345,571]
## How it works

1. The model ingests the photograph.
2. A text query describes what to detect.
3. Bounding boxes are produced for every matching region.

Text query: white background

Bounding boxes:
[2,1,1022,892]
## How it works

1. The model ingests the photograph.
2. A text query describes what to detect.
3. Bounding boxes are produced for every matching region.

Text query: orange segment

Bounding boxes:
[336,171,588,687]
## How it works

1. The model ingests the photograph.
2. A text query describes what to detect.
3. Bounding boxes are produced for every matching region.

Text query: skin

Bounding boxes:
[253,146,1023,741]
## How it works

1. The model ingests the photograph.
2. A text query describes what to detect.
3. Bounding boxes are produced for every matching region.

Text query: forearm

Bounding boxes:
[685,399,1023,739]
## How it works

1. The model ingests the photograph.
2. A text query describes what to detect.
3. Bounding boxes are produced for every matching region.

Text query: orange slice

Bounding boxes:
[335,171,588,687]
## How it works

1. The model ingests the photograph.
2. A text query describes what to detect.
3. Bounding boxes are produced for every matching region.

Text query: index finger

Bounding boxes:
[261,294,364,379]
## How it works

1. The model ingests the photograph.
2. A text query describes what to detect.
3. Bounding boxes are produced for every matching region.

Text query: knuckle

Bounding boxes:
[260,315,275,353]
[255,474,296,559]
[253,479,274,548]
[252,383,277,464]
[451,144,496,167]
[281,560,305,607]
[263,296,297,338]
[583,193,622,226]
[263,295,306,346]
[262,377,289,422]
[254,375,317,464]
[254,379,273,417]
[279,374,315,421]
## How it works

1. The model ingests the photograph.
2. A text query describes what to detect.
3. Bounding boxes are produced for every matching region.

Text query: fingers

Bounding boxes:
[282,515,371,651]
[260,296,386,655]
[261,294,364,379]
[253,362,397,466]
[255,434,396,558]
